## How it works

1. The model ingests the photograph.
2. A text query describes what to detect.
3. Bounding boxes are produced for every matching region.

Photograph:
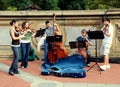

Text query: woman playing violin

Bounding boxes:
[20,21,34,68]
[9,20,25,75]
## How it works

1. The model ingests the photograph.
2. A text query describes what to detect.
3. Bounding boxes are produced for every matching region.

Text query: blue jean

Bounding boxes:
[9,46,20,73]
[44,40,49,63]
[20,43,30,67]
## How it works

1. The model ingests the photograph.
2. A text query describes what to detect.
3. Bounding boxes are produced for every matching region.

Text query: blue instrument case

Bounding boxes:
[41,54,86,78]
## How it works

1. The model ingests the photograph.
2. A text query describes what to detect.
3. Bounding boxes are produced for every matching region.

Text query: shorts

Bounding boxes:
[100,42,112,56]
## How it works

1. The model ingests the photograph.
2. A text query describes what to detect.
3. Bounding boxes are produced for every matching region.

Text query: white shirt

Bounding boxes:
[101,23,114,44]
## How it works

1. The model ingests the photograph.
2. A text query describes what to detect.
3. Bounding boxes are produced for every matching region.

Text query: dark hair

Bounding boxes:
[102,17,110,23]
[22,21,29,29]
[45,20,50,25]
[10,20,17,26]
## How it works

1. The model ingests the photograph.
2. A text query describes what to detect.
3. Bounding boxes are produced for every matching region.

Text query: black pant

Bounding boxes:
[86,49,91,64]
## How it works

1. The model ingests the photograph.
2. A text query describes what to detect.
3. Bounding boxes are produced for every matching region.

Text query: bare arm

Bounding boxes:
[103,24,111,37]
[85,37,92,46]
[103,30,111,37]
[10,29,25,40]
[54,23,62,35]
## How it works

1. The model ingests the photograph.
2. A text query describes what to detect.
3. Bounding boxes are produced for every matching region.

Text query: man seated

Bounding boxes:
[76,29,92,67]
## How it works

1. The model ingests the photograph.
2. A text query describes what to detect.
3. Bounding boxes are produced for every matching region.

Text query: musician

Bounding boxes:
[76,29,92,67]
[43,20,60,63]
[9,20,25,75]
[20,21,33,68]
[100,17,114,71]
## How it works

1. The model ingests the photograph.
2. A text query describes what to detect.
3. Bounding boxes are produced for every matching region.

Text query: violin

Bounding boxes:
[15,26,23,32]
[103,24,108,32]
[26,26,36,33]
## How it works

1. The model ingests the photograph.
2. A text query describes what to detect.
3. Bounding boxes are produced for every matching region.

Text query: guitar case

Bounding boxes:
[41,63,51,75]
[41,54,86,78]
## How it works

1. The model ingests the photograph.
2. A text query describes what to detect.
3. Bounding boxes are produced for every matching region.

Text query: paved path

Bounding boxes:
[0,62,120,87]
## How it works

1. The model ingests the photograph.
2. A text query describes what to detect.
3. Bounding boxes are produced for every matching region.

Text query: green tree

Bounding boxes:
[31,0,60,10]
[7,0,33,10]
[0,0,119,10]
[0,0,8,10]
[86,0,120,10]
[7,6,17,11]
[39,0,60,10]
[59,0,86,10]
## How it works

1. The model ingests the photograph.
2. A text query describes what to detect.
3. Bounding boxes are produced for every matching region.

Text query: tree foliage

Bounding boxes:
[0,0,119,10]
[7,0,33,10]
[86,0,120,10]
[37,0,60,10]
[58,0,86,10]
[0,0,8,10]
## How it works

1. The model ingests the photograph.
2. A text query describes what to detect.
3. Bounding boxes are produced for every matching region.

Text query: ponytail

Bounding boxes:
[10,20,17,26]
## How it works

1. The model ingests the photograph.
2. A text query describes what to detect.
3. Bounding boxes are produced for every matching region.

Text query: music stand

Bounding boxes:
[69,40,86,49]
[35,28,46,37]
[46,35,62,43]
[87,31,104,74]
[46,35,62,50]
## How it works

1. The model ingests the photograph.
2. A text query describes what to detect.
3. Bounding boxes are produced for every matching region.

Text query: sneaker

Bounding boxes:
[86,64,90,67]
[100,65,106,71]
[8,72,14,76]
[106,64,110,69]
